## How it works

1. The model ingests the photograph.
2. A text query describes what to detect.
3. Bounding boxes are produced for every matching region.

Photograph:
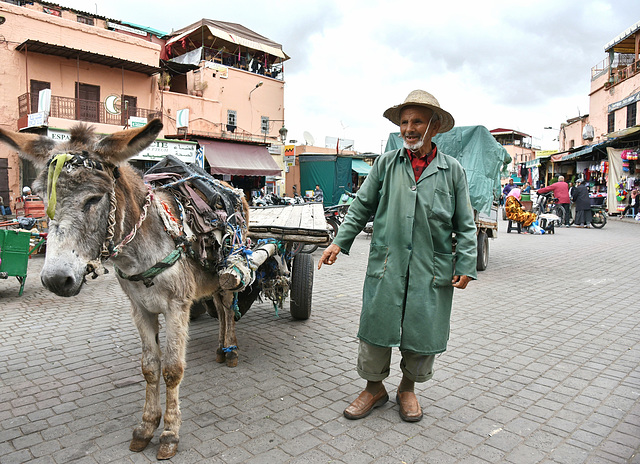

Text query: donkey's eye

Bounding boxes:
[83,195,103,213]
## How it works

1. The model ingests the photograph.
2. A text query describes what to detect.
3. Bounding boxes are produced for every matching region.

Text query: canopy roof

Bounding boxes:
[351,159,371,176]
[16,39,161,75]
[605,20,640,54]
[200,139,281,177]
[166,19,289,61]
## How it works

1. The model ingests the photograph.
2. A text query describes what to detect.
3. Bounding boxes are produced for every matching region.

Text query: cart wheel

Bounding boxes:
[290,252,314,320]
[476,231,489,271]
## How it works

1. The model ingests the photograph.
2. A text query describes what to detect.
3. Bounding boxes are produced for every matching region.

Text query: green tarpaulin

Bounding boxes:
[299,155,352,206]
[351,159,372,176]
[385,126,512,216]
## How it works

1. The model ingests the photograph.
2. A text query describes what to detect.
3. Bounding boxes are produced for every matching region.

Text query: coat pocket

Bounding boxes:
[429,188,454,224]
[365,244,389,279]
[433,251,454,287]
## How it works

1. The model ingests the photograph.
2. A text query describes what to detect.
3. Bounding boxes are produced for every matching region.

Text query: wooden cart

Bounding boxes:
[192,203,331,321]
[247,203,330,319]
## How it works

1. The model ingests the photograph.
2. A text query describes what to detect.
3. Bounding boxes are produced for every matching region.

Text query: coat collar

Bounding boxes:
[398,147,449,183]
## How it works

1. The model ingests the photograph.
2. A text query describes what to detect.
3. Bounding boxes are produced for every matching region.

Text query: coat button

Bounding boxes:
[410,186,417,191]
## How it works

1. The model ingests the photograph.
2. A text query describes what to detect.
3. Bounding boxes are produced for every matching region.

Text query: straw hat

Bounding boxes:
[383,90,455,133]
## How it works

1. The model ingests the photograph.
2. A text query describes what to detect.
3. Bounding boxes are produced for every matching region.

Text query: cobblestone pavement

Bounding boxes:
[1,216,639,464]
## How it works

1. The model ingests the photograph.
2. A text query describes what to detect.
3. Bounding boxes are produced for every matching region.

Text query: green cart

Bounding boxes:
[0,229,46,296]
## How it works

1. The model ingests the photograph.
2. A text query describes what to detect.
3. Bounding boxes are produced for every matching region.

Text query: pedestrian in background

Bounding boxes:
[571,179,592,228]
[318,90,477,423]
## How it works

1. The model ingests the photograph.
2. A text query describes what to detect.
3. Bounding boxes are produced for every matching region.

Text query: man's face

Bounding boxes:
[399,106,440,153]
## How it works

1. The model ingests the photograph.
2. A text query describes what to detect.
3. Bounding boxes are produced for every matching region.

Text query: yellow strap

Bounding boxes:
[46,154,73,219]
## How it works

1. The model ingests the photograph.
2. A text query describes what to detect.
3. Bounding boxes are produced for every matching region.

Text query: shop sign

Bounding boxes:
[203,61,229,79]
[27,112,48,128]
[284,155,295,167]
[129,116,147,128]
[608,91,640,113]
[133,139,197,163]
[107,22,148,37]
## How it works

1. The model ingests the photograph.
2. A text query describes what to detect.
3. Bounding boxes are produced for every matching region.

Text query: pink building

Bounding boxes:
[0,1,288,210]
[589,21,640,141]
[490,128,535,183]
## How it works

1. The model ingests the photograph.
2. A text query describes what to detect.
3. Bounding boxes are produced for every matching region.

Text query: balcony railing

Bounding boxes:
[18,93,161,125]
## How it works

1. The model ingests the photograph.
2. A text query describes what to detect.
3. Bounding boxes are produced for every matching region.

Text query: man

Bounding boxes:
[314,184,324,203]
[502,178,515,199]
[571,179,592,228]
[537,175,571,226]
[318,90,477,422]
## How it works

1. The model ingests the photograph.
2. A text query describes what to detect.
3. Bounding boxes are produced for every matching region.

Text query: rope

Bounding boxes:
[231,292,241,320]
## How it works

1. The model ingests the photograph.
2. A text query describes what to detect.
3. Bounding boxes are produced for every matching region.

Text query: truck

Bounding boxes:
[386,126,512,271]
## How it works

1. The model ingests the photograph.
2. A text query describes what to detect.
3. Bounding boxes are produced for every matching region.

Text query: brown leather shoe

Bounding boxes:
[343,386,389,420]
[396,390,423,422]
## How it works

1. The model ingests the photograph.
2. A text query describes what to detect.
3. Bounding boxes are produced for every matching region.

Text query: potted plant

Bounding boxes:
[159,72,171,91]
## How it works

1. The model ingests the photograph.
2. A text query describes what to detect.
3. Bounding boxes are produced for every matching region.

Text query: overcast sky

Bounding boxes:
[57,0,640,153]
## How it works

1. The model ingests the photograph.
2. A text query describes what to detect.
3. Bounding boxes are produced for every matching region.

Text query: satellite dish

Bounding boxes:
[303,131,315,146]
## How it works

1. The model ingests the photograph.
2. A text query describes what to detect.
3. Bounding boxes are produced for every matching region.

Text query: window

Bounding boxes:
[627,102,637,128]
[227,110,237,131]
[77,16,95,26]
[121,95,137,125]
[608,112,615,134]
[261,116,269,135]
[30,80,50,113]
[75,83,100,122]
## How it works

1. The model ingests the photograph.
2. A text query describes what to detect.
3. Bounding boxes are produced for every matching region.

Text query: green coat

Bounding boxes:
[333,147,477,355]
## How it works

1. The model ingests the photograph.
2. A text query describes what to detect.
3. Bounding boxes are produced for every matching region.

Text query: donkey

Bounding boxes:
[0,120,249,460]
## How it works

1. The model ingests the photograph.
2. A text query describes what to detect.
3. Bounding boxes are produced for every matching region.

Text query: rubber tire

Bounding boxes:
[476,231,489,271]
[591,211,607,229]
[290,252,313,320]
[553,205,565,225]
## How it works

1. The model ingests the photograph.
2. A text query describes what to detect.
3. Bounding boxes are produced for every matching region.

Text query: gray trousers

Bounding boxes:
[357,339,436,383]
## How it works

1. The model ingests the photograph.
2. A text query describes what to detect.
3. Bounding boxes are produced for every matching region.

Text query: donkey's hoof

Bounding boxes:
[129,436,153,452]
[225,351,238,367]
[157,442,178,460]
[215,348,225,364]
[157,432,179,460]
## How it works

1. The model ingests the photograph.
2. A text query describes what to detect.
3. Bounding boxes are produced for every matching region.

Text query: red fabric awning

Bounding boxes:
[200,140,281,176]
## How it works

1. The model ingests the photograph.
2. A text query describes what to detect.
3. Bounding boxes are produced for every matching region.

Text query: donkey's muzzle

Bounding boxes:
[41,269,83,297]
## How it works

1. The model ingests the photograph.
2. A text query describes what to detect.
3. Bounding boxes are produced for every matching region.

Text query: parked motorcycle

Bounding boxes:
[590,204,607,229]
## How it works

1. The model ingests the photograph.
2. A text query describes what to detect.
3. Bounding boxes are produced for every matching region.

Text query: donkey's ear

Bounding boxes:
[0,128,55,169]
[95,119,163,164]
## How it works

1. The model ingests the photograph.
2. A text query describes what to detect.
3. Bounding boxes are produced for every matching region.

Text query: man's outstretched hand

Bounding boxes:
[318,244,341,269]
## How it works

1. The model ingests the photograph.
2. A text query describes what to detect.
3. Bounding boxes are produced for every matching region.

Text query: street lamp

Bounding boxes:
[279,125,288,143]
[248,81,264,100]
